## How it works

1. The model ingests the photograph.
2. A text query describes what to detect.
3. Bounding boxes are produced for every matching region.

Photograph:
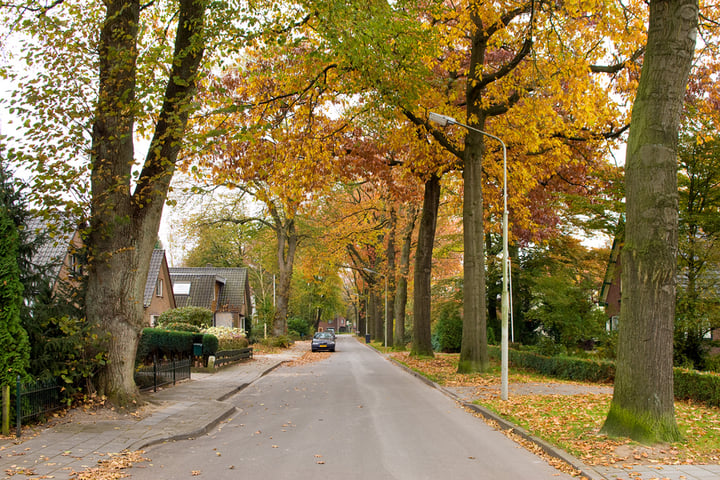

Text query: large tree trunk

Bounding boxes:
[385,204,397,347]
[601,0,697,443]
[273,217,297,336]
[411,174,441,357]
[458,14,490,373]
[394,205,418,349]
[459,122,490,373]
[87,0,206,406]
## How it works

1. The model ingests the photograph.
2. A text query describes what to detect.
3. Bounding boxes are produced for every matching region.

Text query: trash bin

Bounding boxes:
[365,334,371,344]
[193,343,203,356]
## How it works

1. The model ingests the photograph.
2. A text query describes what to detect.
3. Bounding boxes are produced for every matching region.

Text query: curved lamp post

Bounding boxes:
[428,112,510,401]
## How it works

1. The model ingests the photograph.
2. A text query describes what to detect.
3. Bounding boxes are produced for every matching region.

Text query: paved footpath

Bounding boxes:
[0,340,718,480]
[0,347,304,479]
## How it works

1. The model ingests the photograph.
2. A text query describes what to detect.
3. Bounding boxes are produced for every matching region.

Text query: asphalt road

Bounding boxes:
[125,337,575,479]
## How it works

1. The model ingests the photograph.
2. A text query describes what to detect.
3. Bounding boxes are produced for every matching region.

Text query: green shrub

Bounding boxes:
[261,335,292,348]
[433,301,463,353]
[287,317,311,338]
[162,322,201,333]
[157,307,213,328]
[488,345,615,383]
[136,328,194,363]
[202,333,219,356]
[674,368,720,407]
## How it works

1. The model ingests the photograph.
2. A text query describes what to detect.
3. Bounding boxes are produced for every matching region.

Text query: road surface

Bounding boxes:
[125,336,575,479]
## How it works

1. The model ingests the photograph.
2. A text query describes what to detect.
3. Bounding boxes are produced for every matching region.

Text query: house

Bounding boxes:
[169,267,252,332]
[27,217,85,296]
[27,218,176,325]
[600,233,720,345]
[598,236,622,332]
[319,316,349,334]
[143,249,176,326]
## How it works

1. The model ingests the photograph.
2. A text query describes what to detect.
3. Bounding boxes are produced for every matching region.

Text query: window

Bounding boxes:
[150,315,159,327]
[156,279,163,297]
[173,281,191,295]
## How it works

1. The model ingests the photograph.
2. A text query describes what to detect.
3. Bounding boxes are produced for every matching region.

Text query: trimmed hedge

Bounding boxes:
[201,333,219,356]
[674,368,720,407]
[489,345,720,407]
[488,346,615,383]
[137,328,194,362]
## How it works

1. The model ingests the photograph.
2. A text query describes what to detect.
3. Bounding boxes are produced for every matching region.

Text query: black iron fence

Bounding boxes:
[134,357,191,392]
[15,376,65,437]
[214,348,253,368]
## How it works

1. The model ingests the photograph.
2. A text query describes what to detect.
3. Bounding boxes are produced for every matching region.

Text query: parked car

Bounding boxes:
[311,331,336,352]
[326,327,336,338]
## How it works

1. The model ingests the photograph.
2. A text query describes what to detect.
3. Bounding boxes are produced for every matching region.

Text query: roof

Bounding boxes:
[25,216,77,281]
[169,267,249,311]
[143,249,167,308]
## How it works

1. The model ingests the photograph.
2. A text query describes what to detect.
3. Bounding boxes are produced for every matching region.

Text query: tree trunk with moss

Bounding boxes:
[601,0,697,443]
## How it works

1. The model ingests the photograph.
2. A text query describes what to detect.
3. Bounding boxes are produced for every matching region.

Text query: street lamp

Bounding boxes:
[428,112,510,401]
[363,268,389,348]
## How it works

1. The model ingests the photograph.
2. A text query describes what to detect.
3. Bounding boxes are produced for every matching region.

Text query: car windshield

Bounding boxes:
[314,332,333,339]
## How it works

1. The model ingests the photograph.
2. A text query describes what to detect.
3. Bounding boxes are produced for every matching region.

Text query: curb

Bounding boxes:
[384,353,606,480]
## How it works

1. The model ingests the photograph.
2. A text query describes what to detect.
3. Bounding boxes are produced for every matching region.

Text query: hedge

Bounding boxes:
[136,328,194,362]
[489,345,720,407]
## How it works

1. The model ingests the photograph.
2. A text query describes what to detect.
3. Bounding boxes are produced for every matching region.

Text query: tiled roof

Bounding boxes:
[25,217,76,281]
[143,249,166,307]
[169,267,249,311]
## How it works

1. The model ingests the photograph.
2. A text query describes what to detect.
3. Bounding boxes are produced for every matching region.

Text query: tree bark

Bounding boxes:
[411,175,441,357]
[458,12,490,373]
[272,215,297,336]
[385,204,397,347]
[87,0,206,405]
[601,0,697,443]
[395,205,418,349]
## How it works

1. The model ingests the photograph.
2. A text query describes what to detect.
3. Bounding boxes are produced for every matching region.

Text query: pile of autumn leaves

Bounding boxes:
[390,351,720,468]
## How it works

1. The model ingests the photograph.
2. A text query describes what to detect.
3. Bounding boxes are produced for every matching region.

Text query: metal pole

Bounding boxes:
[428,112,509,400]
[384,275,388,348]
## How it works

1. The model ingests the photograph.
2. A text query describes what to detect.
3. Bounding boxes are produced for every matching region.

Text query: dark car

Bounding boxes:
[311,332,336,352]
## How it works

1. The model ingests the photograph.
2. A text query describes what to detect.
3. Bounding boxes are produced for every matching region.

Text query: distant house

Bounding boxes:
[599,236,622,332]
[143,249,176,326]
[27,218,176,325]
[600,234,720,345]
[27,217,85,295]
[169,267,252,332]
[319,316,349,334]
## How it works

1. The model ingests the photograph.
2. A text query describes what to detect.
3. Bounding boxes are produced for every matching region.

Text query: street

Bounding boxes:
[125,337,575,479]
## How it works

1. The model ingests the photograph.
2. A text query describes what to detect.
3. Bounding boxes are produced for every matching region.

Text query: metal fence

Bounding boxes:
[15,376,65,437]
[135,357,191,393]
[214,348,253,368]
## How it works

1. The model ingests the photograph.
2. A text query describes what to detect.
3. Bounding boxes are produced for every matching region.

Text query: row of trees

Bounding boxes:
[1,0,718,444]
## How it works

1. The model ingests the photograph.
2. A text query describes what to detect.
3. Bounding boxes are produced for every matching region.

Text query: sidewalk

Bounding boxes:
[0,346,305,479]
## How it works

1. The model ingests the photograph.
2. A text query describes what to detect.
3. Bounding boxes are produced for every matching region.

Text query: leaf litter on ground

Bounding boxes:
[387,350,720,468]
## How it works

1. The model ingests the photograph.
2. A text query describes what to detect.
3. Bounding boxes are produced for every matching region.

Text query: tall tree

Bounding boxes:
[602,0,698,443]
[0,165,31,389]
[83,0,208,404]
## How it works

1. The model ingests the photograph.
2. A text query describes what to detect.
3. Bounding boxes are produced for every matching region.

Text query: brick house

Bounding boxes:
[169,267,252,333]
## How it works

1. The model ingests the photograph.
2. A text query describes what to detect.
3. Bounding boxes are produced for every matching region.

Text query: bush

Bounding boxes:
[202,327,248,351]
[161,322,201,333]
[202,333,219,356]
[136,328,194,363]
[157,307,213,329]
[287,317,311,338]
[674,368,720,407]
[261,335,292,348]
[433,301,463,353]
